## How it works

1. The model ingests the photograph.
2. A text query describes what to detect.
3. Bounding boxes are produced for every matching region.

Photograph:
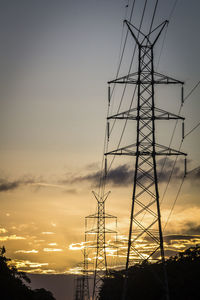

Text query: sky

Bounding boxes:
[0,0,200,299]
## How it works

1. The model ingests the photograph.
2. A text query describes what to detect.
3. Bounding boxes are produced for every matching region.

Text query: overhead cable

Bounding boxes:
[184,80,200,102]
[184,120,200,138]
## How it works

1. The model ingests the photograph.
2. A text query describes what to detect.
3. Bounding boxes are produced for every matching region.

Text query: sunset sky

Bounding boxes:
[0,0,200,297]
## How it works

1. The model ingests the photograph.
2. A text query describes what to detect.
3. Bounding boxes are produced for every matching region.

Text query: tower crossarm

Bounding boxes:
[108,71,184,85]
[108,107,184,121]
[86,228,117,234]
[105,143,187,157]
[86,213,117,219]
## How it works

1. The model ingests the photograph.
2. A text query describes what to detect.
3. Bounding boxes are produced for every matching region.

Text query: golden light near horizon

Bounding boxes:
[0,0,200,282]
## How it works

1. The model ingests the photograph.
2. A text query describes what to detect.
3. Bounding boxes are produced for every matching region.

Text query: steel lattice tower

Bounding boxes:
[106,20,187,300]
[82,240,90,300]
[86,191,117,300]
[74,275,83,300]
[73,233,90,300]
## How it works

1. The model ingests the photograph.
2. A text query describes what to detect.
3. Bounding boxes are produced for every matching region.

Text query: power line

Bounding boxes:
[157,0,178,69]
[164,161,200,231]
[160,140,183,204]
[149,0,159,32]
[110,0,137,100]
[168,0,179,20]
[99,0,148,194]
[160,79,200,229]
[159,78,200,204]
[184,80,200,102]
[133,0,198,244]
[98,0,138,194]
[98,0,137,193]
[110,0,147,134]
[187,165,200,174]
[107,0,148,173]
[184,120,200,138]
[164,174,185,231]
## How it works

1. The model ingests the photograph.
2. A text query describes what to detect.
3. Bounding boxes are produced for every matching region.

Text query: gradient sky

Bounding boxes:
[0,0,200,299]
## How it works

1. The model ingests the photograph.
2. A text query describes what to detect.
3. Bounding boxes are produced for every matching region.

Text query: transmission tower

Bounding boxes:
[82,237,90,300]
[86,191,117,300]
[106,20,187,300]
[73,232,90,300]
[74,275,83,300]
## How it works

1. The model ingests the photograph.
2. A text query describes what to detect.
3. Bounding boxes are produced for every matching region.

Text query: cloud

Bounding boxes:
[0,177,35,192]
[0,235,26,241]
[0,228,7,233]
[29,269,57,274]
[62,164,133,187]
[1,159,198,194]
[107,165,133,186]
[69,242,87,251]
[157,158,184,183]
[32,182,66,189]
[41,232,54,235]
[43,248,63,252]
[13,260,49,270]
[164,234,200,244]
[183,222,200,235]
[85,162,99,171]
[64,188,77,194]
[67,266,84,275]
[61,159,190,188]
[187,166,200,182]
[158,159,200,184]
[0,176,68,192]
[0,180,21,191]
[15,249,38,254]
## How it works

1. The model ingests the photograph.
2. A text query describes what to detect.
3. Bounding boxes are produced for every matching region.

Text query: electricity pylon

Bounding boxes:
[82,236,90,300]
[74,275,83,300]
[73,233,90,300]
[106,20,187,300]
[86,191,117,300]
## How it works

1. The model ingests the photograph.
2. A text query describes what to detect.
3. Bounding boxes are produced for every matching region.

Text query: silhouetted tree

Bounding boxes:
[99,245,200,300]
[0,246,56,300]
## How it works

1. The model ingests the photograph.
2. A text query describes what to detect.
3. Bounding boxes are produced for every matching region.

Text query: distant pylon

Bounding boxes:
[73,240,90,300]
[73,226,90,300]
[86,191,117,300]
[82,232,90,300]
[74,275,83,300]
[106,19,187,300]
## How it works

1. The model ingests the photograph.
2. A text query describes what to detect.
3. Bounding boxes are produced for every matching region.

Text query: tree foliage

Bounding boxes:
[99,245,200,300]
[0,246,56,300]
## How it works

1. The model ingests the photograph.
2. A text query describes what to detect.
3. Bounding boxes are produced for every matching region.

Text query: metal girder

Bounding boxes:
[105,143,187,157]
[86,213,117,219]
[107,107,184,121]
[108,71,184,85]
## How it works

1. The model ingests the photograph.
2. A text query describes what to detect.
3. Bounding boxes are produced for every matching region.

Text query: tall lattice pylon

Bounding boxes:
[73,240,90,300]
[82,237,90,300]
[106,20,187,300]
[86,191,117,300]
[74,275,83,300]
